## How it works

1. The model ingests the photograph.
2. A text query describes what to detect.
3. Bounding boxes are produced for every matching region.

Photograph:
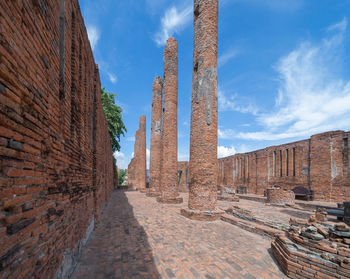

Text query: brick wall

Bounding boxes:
[178,161,189,192]
[216,130,350,202]
[0,0,114,278]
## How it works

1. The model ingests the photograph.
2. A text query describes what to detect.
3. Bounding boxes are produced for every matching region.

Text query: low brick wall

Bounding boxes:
[0,0,115,278]
[266,188,295,205]
[272,218,350,279]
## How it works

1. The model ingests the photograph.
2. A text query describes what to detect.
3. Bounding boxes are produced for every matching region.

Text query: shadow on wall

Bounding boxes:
[71,190,160,278]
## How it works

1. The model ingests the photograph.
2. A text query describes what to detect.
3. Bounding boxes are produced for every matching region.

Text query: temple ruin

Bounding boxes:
[1,0,349,278]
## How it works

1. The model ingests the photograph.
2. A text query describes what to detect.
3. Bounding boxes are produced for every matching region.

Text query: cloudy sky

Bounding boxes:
[79,0,350,169]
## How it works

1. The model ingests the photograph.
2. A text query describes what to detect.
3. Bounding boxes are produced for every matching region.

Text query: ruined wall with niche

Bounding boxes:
[217,130,350,202]
[0,0,115,278]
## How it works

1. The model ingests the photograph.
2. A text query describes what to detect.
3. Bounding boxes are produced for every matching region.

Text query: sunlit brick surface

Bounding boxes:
[72,191,287,279]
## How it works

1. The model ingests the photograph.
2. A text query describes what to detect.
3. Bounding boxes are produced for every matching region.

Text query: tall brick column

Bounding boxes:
[147,77,163,197]
[157,37,183,204]
[138,115,147,191]
[181,0,221,220]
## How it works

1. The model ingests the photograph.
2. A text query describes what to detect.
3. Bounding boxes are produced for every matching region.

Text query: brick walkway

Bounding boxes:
[71,190,287,279]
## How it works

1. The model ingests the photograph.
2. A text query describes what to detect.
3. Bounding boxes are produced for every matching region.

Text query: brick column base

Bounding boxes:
[156,197,183,204]
[180,208,223,221]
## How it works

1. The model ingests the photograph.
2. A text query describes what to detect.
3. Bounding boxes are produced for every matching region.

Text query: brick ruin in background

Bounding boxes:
[0,0,115,278]
[127,157,136,188]
[157,37,183,204]
[147,77,163,197]
[178,130,350,202]
[178,161,189,193]
[138,115,147,191]
[217,130,350,202]
[266,188,295,206]
[180,0,221,220]
[127,115,147,190]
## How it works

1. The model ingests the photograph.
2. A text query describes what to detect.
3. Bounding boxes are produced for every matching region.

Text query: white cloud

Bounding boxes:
[218,145,237,158]
[114,151,128,169]
[147,148,150,169]
[234,18,350,141]
[178,152,189,162]
[218,49,239,67]
[154,5,192,46]
[127,137,135,142]
[107,72,117,84]
[218,89,258,114]
[87,25,100,50]
[218,128,235,140]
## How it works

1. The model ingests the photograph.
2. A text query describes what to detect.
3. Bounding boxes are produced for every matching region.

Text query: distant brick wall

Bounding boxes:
[178,161,189,192]
[0,0,114,278]
[217,131,350,202]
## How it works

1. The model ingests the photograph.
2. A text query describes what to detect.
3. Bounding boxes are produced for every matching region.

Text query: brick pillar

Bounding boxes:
[138,115,147,190]
[181,0,221,220]
[157,37,183,204]
[147,77,163,197]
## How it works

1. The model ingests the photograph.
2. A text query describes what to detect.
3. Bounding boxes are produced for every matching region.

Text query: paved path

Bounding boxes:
[72,190,287,279]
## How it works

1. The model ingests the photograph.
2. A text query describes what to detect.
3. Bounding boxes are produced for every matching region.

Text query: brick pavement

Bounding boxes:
[72,190,287,279]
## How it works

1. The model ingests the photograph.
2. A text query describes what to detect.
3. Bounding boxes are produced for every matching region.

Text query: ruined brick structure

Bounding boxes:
[181,0,220,220]
[148,77,163,197]
[128,115,146,190]
[217,130,350,202]
[127,157,136,187]
[178,161,189,192]
[266,188,295,206]
[0,0,115,278]
[157,38,182,204]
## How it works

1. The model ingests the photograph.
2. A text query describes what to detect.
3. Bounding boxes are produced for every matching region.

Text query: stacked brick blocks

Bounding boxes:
[0,0,115,278]
[147,77,163,197]
[181,0,221,220]
[157,38,183,204]
[272,218,350,279]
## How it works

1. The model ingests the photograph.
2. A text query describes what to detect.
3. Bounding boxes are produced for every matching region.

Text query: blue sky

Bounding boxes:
[80,0,350,169]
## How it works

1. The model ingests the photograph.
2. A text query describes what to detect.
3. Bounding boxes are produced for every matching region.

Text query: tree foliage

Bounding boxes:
[101,87,127,152]
[118,169,127,185]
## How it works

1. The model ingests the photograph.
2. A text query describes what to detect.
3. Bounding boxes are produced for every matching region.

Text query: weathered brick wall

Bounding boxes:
[217,130,350,202]
[217,139,310,195]
[178,161,189,192]
[0,0,114,278]
[310,131,350,201]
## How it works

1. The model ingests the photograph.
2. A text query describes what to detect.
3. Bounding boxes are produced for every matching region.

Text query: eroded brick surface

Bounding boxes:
[149,77,163,196]
[128,116,147,189]
[178,161,189,192]
[188,0,219,211]
[0,0,114,277]
[158,38,181,202]
[72,190,287,279]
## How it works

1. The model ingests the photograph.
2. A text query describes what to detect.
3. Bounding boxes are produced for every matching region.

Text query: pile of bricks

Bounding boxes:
[272,215,350,278]
[0,0,115,278]
[266,188,295,206]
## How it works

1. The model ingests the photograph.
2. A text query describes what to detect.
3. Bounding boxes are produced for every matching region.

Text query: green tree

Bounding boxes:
[118,169,127,185]
[101,87,127,152]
